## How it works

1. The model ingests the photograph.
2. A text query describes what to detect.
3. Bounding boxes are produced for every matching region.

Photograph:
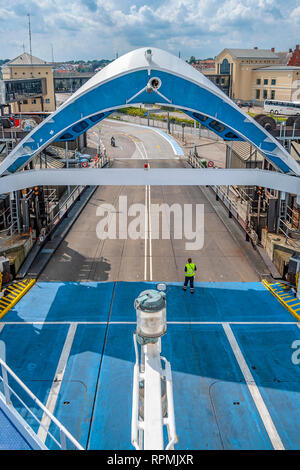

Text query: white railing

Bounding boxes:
[0,357,84,450]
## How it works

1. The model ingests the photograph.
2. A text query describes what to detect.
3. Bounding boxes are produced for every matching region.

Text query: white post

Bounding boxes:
[143,342,164,450]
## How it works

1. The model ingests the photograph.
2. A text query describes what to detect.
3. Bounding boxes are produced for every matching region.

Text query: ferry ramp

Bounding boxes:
[0,280,300,450]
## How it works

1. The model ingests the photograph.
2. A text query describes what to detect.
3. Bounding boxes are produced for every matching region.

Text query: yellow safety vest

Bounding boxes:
[185,263,195,277]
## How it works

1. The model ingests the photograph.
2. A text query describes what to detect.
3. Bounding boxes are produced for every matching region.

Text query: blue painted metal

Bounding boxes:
[1,48,299,176]
[0,406,33,450]
[232,324,300,450]
[1,281,300,450]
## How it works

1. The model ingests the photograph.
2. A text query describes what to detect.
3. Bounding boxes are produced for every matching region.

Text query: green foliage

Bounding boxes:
[117,107,198,126]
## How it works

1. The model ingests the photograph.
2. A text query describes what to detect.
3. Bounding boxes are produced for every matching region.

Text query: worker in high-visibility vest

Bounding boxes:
[183,258,197,294]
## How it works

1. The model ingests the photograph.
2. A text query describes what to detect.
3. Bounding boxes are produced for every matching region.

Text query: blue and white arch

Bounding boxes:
[1,47,299,176]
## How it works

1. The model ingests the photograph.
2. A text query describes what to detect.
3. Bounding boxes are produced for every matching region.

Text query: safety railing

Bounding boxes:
[278,218,300,248]
[0,357,84,450]
[47,185,85,233]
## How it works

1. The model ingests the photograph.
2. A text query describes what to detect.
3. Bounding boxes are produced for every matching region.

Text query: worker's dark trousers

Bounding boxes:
[183,276,194,291]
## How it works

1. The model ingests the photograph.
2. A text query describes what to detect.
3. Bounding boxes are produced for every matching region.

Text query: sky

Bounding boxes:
[0,0,300,62]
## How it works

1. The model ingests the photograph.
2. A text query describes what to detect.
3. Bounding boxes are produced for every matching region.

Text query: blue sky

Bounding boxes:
[0,0,300,61]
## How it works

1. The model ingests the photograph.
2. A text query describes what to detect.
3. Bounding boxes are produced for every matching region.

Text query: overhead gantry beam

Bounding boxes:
[1,168,300,196]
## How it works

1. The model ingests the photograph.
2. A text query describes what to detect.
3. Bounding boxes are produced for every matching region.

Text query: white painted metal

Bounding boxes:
[161,356,177,450]
[0,357,84,450]
[143,342,164,450]
[131,333,177,450]
[1,168,300,195]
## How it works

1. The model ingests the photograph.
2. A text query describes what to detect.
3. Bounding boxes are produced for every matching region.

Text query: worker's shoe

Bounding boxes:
[183,286,187,291]
[190,289,194,294]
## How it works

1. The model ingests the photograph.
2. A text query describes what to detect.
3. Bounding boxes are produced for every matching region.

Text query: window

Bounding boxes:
[256,78,261,85]
[72,120,89,133]
[192,112,208,122]
[225,132,238,139]
[45,98,50,103]
[90,113,105,123]
[271,78,276,85]
[256,89,260,99]
[220,58,230,74]
[59,132,73,140]
[209,120,225,133]
[32,99,36,104]
[271,90,276,99]
[263,90,268,99]
[23,100,28,104]
[264,79,268,85]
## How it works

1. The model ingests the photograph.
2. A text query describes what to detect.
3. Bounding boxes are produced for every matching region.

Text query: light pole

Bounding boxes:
[131,284,177,450]
[181,123,185,142]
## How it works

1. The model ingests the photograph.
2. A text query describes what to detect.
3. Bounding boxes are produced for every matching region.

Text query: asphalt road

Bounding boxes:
[39,119,266,283]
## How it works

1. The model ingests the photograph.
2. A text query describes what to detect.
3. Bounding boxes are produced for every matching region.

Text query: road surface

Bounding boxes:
[39,119,266,282]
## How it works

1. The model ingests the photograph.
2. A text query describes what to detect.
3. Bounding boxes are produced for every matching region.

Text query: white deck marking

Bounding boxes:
[37,322,77,443]
[223,322,284,450]
[144,183,148,280]
[1,321,299,325]
[148,184,153,281]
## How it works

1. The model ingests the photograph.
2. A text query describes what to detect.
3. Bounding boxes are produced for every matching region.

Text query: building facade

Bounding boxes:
[1,53,55,112]
[213,46,300,103]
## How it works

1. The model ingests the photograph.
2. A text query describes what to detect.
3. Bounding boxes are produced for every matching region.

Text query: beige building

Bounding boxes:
[213,47,300,103]
[2,52,55,112]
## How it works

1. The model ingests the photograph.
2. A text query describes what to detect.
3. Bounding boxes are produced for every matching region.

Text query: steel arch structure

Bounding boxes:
[1,47,300,178]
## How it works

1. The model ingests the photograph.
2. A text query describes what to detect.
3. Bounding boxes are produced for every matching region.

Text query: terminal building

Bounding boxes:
[203,45,300,103]
[1,52,55,113]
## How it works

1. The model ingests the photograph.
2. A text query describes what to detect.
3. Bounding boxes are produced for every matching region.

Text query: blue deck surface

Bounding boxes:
[0,281,300,450]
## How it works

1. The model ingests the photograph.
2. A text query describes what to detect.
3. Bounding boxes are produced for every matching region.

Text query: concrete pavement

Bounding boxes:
[39,119,266,283]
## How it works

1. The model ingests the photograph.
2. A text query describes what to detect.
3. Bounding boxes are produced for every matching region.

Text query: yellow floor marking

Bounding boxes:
[0,279,36,320]
[262,279,300,321]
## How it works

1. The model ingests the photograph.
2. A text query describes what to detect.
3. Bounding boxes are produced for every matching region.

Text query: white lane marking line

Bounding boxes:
[1,321,299,325]
[144,182,148,281]
[37,322,77,443]
[148,184,153,281]
[105,118,183,156]
[222,322,284,450]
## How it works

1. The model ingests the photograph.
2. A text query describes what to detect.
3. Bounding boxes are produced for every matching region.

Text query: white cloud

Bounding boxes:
[0,0,299,61]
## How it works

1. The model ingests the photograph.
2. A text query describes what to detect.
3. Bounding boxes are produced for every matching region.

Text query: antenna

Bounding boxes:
[179,51,181,58]
[27,13,32,66]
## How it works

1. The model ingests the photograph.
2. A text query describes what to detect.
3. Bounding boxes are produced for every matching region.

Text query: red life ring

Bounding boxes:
[207,161,214,167]
[82,161,88,168]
